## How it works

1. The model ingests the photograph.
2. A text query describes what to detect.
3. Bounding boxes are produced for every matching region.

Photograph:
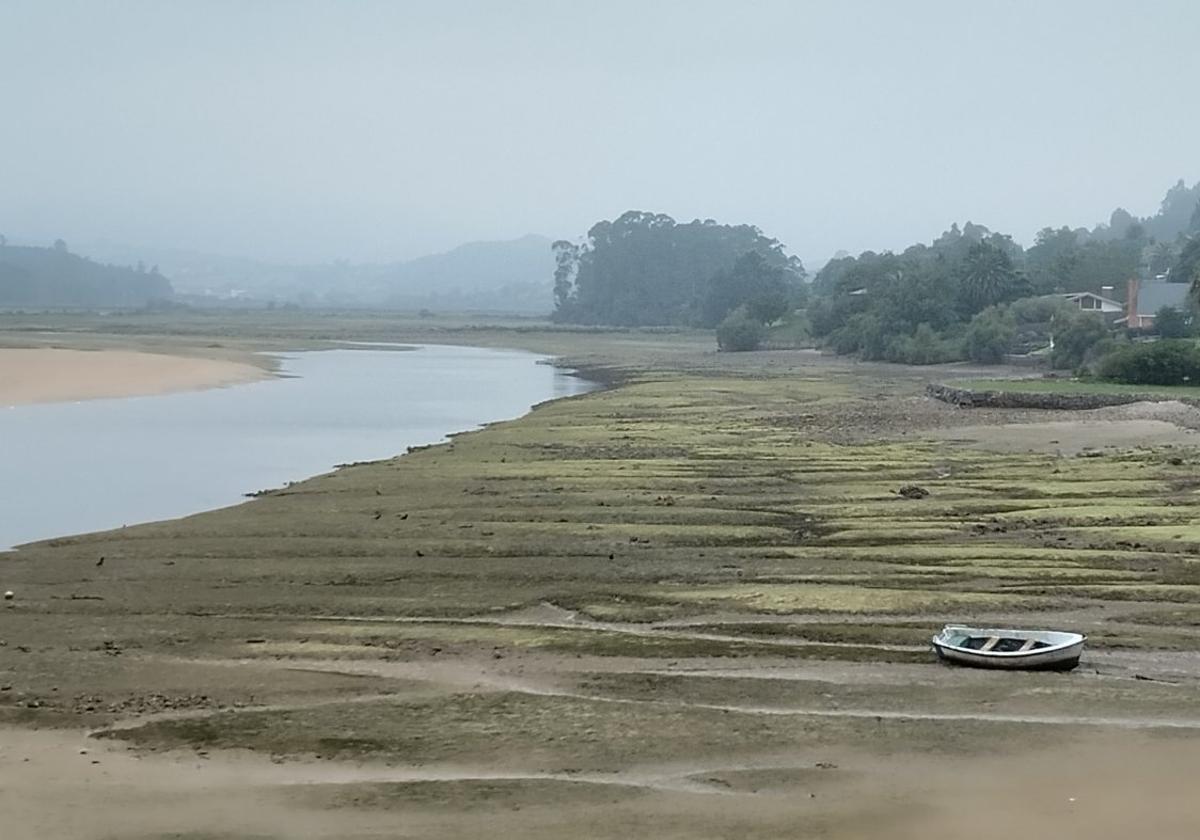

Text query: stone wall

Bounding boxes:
[925,383,1200,410]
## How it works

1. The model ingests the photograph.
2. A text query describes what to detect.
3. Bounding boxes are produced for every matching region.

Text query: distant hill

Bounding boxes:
[79,235,557,313]
[374,234,555,310]
[0,241,173,309]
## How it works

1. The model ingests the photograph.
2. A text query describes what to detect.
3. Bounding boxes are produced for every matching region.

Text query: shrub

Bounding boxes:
[1050,311,1111,370]
[1009,295,1077,326]
[1096,340,1200,386]
[765,309,811,348]
[963,306,1017,363]
[1154,306,1193,339]
[716,306,767,352]
[828,312,884,357]
[886,323,960,365]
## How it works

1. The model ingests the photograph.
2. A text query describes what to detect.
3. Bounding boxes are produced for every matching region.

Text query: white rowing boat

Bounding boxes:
[932,625,1086,671]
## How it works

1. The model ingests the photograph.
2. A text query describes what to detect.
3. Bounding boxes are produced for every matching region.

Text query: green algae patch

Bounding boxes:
[645,583,1033,615]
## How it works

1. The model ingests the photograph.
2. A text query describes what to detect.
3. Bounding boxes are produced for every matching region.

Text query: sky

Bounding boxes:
[1,0,1198,267]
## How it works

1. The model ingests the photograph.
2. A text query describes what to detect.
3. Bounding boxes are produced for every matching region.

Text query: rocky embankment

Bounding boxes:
[927,382,1200,410]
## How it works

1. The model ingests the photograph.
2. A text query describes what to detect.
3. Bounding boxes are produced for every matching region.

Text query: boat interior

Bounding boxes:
[943,633,1051,653]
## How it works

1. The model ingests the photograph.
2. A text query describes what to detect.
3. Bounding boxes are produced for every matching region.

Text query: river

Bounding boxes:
[0,344,592,550]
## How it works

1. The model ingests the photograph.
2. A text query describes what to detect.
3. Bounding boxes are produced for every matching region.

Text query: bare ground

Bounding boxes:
[3,321,1200,838]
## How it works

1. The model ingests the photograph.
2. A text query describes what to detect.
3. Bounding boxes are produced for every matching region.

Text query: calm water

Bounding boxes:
[0,344,592,550]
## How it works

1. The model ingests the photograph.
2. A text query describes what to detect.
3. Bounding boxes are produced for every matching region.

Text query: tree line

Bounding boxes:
[0,239,173,309]
[551,211,805,329]
[551,180,1200,362]
[810,180,1200,365]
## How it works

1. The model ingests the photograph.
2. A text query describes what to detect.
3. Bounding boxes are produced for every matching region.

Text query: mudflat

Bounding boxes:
[0,348,270,407]
[3,315,1200,839]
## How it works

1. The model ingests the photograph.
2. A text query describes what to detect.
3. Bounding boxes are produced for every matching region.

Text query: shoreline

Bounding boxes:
[0,347,273,408]
[5,318,1200,838]
[0,343,592,550]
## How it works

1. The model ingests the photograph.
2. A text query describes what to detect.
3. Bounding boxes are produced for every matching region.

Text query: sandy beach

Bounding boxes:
[0,348,271,407]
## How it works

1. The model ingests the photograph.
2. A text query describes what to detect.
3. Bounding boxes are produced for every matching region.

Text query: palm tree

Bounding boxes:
[959,241,1024,314]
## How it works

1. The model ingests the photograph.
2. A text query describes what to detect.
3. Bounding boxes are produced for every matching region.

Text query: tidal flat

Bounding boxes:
[2,312,1200,839]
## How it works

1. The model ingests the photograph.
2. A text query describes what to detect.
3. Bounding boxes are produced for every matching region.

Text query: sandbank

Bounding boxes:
[0,348,271,407]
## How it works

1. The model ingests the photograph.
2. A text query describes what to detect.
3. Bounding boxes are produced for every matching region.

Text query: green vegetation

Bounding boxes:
[808,179,1200,365]
[716,305,766,351]
[1050,309,1114,369]
[551,211,804,327]
[6,319,1200,631]
[963,306,1016,363]
[0,240,173,309]
[1096,340,1200,386]
[1154,306,1194,339]
[6,315,1200,792]
[1177,235,1200,290]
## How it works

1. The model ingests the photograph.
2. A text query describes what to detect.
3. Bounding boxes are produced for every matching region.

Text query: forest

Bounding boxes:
[553,181,1200,366]
[0,238,173,309]
[551,211,806,328]
[810,180,1200,365]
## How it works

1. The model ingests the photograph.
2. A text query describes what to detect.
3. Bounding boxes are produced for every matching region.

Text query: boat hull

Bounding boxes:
[931,625,1086,671]
[932,640,1084,671]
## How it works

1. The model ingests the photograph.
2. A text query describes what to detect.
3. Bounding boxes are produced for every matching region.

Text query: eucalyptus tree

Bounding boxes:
[551,211,803,327]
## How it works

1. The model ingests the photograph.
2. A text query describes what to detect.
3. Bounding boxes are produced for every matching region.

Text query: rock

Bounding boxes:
[898,485,930,500]
[925,383,1176,411]
[3,591,12,601]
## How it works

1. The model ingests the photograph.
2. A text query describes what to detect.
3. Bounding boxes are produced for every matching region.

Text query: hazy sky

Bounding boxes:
[2,0,1198,266]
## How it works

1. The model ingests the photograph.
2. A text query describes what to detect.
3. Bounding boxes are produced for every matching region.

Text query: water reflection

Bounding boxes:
[0,345,592,549]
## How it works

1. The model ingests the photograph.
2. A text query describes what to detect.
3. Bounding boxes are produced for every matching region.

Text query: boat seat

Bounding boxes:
[1018,638,1038,652]
[980,637,1001,652]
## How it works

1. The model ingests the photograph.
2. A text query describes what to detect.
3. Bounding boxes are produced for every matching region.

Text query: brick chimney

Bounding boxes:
[1127,276,1140,327]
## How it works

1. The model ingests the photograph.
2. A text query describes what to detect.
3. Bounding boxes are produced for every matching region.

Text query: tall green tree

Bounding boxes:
[1147,242,1178,276]
[551,239,579,315]
[1176,237,1200,293]
[956,240,1027,315]
[1025,227,1081,294]
[702,251,791,327]
[552,211,803,326]
[1143,180,1200,241]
